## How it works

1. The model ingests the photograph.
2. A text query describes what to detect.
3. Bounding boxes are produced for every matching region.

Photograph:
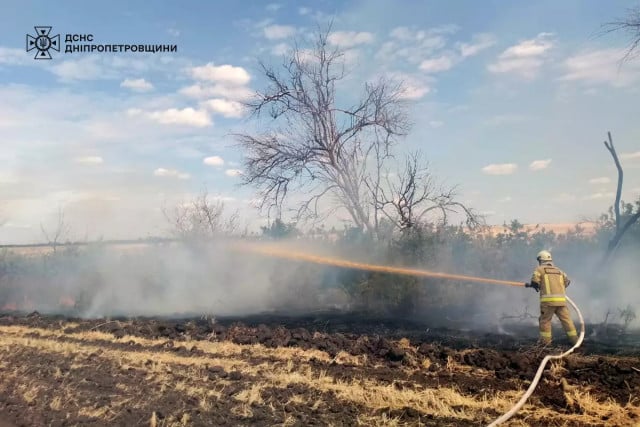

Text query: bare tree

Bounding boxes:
[40,206,71,252]
[601,131,640,263]
[234,26,410,236]
[372,151,482,231]
[600,5,640,63]
[162,188,239,241]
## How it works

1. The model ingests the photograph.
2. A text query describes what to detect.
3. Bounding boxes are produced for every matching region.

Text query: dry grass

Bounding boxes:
[234,383,265,406]
[0,325,332,364]
[20,383,41,405]
[0,324,638,426]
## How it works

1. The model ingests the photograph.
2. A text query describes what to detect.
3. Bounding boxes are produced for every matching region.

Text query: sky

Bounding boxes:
[1,0,640,243]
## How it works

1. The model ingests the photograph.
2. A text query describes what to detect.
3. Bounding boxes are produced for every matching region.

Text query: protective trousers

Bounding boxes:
[539,305,578,345]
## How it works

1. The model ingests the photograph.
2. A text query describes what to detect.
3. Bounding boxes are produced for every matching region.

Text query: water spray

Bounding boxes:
[233,242,586,426]
[232,242,525,287]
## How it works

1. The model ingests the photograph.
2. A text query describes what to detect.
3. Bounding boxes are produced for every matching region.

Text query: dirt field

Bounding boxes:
[0,311,638,427]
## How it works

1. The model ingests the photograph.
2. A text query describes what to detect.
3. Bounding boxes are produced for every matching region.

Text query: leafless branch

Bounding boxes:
[373,151,482,232]
[40,206,71,252]
[601,131,640,263]
[599,6,640,63]
[234,25,410,236]
[162,187,238,241]
[604,131,623,233]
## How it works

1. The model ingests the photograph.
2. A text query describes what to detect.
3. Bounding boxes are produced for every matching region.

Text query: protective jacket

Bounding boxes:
[530,261,570,306]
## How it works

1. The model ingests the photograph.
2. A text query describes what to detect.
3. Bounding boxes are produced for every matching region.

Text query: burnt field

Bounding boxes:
[0,310,638,426]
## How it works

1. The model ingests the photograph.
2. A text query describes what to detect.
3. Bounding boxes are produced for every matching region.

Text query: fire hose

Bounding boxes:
[232,243,586,425]
[487,295,585,426]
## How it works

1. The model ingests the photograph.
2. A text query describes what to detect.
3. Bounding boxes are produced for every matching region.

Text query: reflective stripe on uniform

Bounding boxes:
[540,331,551,337]
[541,297,566,302]
[540,293,566,303]
[566,329,577,337]
[544,274,551,295]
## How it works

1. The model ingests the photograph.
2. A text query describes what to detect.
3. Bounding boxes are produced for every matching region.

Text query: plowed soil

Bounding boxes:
[0,310,638,426]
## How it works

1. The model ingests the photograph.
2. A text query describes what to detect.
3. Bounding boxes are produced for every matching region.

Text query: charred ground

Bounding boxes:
[0,310,638,426]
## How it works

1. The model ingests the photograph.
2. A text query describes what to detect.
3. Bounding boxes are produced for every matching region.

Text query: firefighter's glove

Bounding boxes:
[525,282,539,292]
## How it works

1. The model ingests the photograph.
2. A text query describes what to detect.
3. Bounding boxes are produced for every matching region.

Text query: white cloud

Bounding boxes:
[263,24,296,40]
[153,168,190,180]
[499,196,512,203]
[488,33,554,79]
[284,48,314,64]
[387,72,432,100]
[390,27,414,40]
[203,156,224,167]
[74,156,103,165]
[589,177,611,184]
[271,43,289,56]
[377,28,447,65]
[126,108,143,116]
[129,107,212,127]
[419,55,454,73]
[189,63,251,86]
[429,25,460,36]
[389,25,456,41]
[181,63,253,110]
[266,3,282,12]
[0,47,31,65]
[120,78,154,92]
[179,83,253,101]
[299,7,311,15]
[529,159,552,171]
[3,49,185,83]
[388,32,494,76]
[481,163,518,175]
[503,33,554,57]
[49,55,158,82]
[202,99,246,118]
[327,31,375,48]
[225,169,243,177]
[429,120,444,128]
[621,151,640,160]
[0,84,274,243]
[583,192,615,200]
[560,48,640,87]
[553,193,577,202]
[51,57,106,81]
[457,33,496,57]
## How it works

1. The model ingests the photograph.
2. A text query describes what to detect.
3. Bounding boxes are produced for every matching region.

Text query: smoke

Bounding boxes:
[567,248,640,324]
[0,239,352,318]
[74,242,300,317]
[0,231,638,334]
[449,237,640,332]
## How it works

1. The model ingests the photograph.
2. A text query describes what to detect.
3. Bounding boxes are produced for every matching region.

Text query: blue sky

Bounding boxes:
[1,0,640,243]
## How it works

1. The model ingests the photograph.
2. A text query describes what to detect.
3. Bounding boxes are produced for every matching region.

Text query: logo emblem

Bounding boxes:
[26,26,60,59]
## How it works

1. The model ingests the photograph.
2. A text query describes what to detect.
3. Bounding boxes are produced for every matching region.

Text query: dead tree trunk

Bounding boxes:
[602,131,640,263]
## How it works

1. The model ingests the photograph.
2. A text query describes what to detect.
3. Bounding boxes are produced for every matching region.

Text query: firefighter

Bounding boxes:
[525,250,578,346]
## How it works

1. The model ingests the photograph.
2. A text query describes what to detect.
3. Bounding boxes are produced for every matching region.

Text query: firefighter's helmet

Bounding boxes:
[536,250,552,262]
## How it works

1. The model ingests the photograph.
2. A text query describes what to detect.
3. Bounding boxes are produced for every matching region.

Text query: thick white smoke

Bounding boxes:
[0,233,637,335]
